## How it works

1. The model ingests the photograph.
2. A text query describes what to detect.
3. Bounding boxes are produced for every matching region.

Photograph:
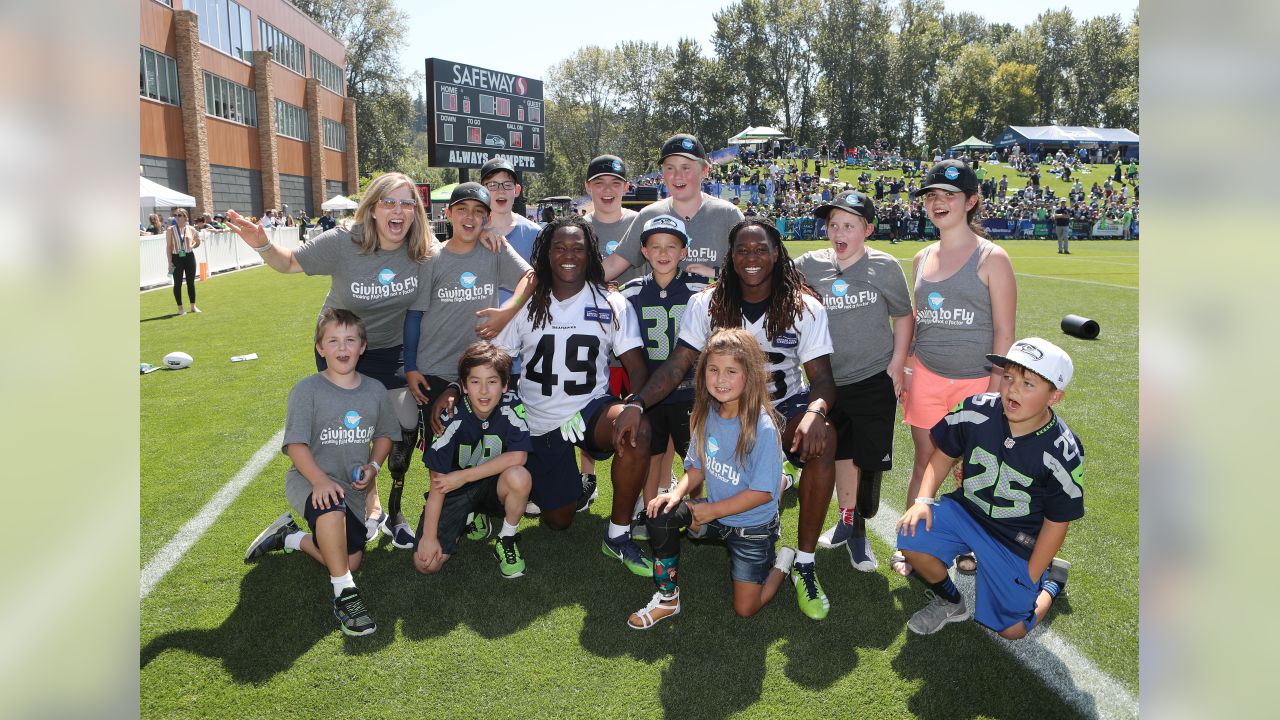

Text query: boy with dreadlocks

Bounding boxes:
[429,215,657,576]
[615,218,839,620]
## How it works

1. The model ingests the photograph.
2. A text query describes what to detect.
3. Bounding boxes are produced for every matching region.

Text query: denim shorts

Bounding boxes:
[701,515,781,584]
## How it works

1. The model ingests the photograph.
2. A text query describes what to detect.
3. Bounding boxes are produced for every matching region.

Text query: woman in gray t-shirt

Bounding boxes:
[226,172,435,548]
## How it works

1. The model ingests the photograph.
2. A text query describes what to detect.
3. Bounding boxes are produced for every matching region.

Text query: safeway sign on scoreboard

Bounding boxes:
[425,58,545,172]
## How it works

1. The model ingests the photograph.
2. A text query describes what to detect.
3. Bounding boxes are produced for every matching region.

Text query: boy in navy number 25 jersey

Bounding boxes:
[896,337,1083,639]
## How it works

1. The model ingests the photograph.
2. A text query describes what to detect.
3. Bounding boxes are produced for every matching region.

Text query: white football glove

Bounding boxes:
[560,411,587,444]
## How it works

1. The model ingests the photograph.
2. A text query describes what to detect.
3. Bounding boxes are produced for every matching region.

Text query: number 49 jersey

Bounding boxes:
[933,393,1086,560]
[495,285,642,435]
[677,289,833,406]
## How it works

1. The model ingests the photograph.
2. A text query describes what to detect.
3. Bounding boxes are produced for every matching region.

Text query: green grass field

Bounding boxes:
[140,239,1137,719]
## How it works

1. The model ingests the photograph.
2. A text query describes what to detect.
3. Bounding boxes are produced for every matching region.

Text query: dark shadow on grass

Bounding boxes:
[141,312,183,322]
[140,556,382,682]
[888,583,1094,720]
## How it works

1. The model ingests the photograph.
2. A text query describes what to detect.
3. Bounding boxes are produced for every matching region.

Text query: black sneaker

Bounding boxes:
[244,512,299,562]
[576,473,598,513]
[332,587,376,636]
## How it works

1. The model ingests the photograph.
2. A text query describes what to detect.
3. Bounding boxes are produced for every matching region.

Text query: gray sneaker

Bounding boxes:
[244,512,299,562]
[906,591,971,635]
[1045,557,1071,597]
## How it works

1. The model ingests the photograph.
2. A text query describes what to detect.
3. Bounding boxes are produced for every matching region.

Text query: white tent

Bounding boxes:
[321,194,358,211]
[140,176,195,208]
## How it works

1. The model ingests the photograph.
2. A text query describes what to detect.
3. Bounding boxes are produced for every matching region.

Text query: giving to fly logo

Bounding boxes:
[706,436,719,457]
[831,279,850,297]
[343,410,362,429]
[944,166,960,181]
[605,240,619,256]
[460,272,477,289]
[681,138,695,150]
[378,268,396,285]
[927,292,945,310]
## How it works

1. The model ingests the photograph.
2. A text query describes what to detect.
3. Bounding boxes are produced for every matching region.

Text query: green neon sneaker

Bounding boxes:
[493,533,525,579]
[602,533,654,577]
[791,560,830,620]
[464,512,491,541]
[782,460,800,492]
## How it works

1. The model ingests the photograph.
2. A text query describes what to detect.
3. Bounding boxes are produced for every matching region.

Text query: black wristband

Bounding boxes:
[623,393,647,412]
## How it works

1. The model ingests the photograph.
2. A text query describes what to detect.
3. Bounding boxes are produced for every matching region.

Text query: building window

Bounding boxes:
[140,46,181,106]
[259,19,305,76]
[323,118,346,151]
[275,99,309,141]
[311,51,345,96]
[193,0,253,62]
[204,72,257,126]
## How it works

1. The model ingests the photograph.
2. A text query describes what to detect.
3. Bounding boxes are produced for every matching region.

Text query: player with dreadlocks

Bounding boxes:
[429,215,657,577]
[615,217,840,620]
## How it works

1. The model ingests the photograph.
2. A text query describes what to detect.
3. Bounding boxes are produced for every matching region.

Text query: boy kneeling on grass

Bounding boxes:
[896,337,1083,639]
[414,342,533,579]
[244,308,399,637]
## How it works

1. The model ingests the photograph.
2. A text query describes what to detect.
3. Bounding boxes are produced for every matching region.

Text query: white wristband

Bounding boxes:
[914,496,937,506]
[369,460,381,474]
[251,242,272,254]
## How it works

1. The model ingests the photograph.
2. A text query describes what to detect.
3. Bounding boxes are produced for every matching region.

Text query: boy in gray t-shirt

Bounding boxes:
[244,309,401,637]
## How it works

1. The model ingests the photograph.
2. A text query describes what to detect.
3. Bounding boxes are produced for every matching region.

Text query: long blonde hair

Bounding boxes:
[352,172,431,262]
[688,328,782,467]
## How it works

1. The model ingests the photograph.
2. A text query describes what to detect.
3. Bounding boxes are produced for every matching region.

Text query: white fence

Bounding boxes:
[140,227,306,290]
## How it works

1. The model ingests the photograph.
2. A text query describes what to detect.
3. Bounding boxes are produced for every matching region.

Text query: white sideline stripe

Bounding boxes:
[866,512,1138,719]
[140,428,285,599]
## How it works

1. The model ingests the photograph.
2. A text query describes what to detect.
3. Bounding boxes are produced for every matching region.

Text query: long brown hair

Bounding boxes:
[709,218,819,341]
[352,172,432,262]
[688,328,782,467]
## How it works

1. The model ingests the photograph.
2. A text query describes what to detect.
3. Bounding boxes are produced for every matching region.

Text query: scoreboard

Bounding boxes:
[425,58,545,173]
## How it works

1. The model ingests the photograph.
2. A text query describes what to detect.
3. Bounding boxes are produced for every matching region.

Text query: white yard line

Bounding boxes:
[1012,272,1137,290]
[866,512,1138,719]
[140,428,284,599]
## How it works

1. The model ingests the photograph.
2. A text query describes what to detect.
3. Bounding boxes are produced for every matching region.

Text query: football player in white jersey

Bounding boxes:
[616,218,840,620]
[431,216,656,576]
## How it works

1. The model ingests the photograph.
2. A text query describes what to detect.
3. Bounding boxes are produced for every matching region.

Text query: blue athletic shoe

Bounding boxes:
[817,520,852,549]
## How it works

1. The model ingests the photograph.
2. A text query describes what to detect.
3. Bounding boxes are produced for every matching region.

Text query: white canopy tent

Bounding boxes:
[140,176,195,208]
[726,126,792,145]
[321,194,359,211]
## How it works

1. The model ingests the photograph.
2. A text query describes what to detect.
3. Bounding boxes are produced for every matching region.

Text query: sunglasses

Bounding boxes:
[378,198,418,209]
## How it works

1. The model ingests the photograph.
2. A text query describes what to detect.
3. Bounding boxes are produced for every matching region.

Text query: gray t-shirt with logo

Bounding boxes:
[795,247,912,385]
[592,209,641,285]
[294,226,424,349]
[409,239,530,380]
[614,194,743,272]
[283,373,402,521]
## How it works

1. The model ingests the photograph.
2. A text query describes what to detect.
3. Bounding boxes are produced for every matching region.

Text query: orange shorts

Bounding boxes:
[901,356,990,430]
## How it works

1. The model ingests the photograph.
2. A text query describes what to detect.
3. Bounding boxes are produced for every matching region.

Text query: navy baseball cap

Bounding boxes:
[914,159,978,197]
[660,133,707,162]
[448,182,490,210]
[814,190,876,225]
[587,154,627,181]
[479,158,516,182]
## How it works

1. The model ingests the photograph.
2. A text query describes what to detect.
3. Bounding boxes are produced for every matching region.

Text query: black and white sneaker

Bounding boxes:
[244,512,299,562]
[332,587,376,636]
[576,473,598,513]
[380,513,416,549]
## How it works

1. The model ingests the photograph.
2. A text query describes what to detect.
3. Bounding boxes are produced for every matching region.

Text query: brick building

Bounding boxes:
[140,0,358,219]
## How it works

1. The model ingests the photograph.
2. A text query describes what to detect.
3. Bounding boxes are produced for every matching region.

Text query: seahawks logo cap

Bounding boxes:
[639,214,689,246]
[986,337,1074,389]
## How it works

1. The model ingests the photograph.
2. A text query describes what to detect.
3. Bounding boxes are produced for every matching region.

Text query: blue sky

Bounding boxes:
[397,0,1137,83]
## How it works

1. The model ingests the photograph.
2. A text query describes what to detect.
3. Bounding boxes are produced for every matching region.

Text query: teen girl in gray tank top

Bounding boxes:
[911,240,996,379]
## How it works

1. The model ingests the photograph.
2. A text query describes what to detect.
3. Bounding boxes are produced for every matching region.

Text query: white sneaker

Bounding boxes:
[774,546,797,575]
[524,500,542,519]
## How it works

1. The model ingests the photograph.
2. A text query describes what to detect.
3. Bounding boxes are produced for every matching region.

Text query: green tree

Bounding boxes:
[927,43,998,148]
[887,0,945,147]
[291,0,414,174]
[814,0,893,145]
[992,61,1040,129]
[1102,10,1139,131]
[1030,8,1077,123]
[1068,14,1128,126]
